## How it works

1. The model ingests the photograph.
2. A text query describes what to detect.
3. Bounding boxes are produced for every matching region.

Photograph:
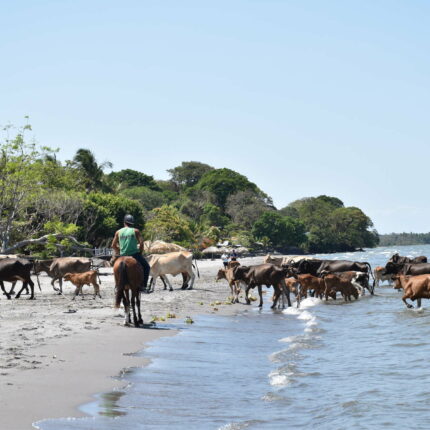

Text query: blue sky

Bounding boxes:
[1,0,429,233]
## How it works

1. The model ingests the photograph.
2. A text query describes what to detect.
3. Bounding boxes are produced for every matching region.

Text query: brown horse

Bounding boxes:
[113,257,143,327]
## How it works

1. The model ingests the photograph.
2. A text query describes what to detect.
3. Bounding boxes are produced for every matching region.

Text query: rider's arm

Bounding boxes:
[135,229,144,253]
[111,231,120,254]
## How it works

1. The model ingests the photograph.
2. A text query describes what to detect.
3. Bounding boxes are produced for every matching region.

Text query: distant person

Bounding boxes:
[221,253,229,268]
[111,214,150,293]
[230,249,238,261]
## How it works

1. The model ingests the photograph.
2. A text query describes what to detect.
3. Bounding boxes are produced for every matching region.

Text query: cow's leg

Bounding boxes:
[402,294,414,308]
[186,270,196,290]
[0,281,11,300]
[28,278,35,300]
[245,286,251,305]
[417,298,422,308]
[160,275,168,290]
[93,282,101,299]
[271,285,281,309]
[162,275,173,291]
[72,285,80,300]
[8,281,17,295]
[257,285,263,308]
[182,272,190,289]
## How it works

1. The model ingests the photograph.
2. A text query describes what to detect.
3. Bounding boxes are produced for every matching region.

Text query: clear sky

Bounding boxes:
[1,0,429,234]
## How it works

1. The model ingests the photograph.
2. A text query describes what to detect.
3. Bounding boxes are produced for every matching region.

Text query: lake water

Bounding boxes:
[36,245,430,429]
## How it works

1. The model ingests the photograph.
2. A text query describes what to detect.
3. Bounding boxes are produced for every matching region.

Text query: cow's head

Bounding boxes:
[215,269,226,281]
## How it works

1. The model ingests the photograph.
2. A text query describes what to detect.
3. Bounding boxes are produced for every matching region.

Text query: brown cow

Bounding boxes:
[323,274,359,301]
[231,264,292,308]
[393,274,430,308]
[296,274,327,300]
[64,271,101,300]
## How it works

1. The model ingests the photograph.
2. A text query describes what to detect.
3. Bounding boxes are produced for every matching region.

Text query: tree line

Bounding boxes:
[379,233,430,247]
[0,122,379,256]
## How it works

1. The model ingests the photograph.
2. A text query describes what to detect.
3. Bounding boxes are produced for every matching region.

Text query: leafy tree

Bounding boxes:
[0,123,51,251]
[168,161,214,189]
[120,186,167,212]
[252,212,306,249]
[196,168,260,210]
[71,148,112,192]
[79,192,144,246]
[200,203,229,228]
[107,169,160,191]
[225,190,274,229]
[145,205,193,244]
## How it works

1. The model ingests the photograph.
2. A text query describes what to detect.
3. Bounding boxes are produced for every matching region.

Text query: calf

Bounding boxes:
[63,271,101,300]
[216,267,242,303]
[374,266,393,287]
[296,274,326,300]
[393,274,430,308]
[323,274,359,302]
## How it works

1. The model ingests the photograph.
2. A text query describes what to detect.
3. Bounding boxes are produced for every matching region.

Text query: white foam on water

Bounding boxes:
[269,370,292,387]
[279,335,298,343]
[299,297,323,309]
[297,310,313,321]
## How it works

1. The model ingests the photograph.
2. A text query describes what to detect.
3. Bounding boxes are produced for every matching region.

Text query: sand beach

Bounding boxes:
[0,257,262,430]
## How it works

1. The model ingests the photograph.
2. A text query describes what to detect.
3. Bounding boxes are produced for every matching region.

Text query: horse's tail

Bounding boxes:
[192,255,200,278]
[115,260,128,309]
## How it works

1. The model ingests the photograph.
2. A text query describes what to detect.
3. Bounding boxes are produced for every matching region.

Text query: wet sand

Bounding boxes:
[0,257,263,430]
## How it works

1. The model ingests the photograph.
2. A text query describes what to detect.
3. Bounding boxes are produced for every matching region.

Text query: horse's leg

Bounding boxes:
[124,289,131,326]
[136,290,143,325]
[1,281,11,300]
[131,292,138,327]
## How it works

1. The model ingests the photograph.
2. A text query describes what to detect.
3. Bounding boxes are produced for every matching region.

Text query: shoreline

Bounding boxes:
[0,258,261,430]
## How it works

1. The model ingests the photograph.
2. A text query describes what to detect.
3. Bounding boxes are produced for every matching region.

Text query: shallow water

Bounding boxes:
[36,245,430,429]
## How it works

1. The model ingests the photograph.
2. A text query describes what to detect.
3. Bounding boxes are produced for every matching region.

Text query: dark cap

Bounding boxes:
[124,214,135,225]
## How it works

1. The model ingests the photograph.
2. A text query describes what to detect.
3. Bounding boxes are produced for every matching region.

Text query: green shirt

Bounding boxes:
[118,227,139,256]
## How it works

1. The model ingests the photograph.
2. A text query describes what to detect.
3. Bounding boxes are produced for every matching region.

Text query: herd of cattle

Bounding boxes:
[1,251,430,310]
[216,252,430,309]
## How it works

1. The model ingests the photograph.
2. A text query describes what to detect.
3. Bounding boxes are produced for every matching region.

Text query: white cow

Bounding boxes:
[147,251,197,291]
[374,266,393,287]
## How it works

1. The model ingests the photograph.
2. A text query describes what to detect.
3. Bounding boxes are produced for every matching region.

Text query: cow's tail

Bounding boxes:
[365,262,375,294]
[115,261,127,309]
[193,255,200,278]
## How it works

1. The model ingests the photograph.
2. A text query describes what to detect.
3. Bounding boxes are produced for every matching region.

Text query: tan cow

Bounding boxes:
[64,270,101,300]
[393,274,430,308]
[216,267,242,303]
[48,257,92,293]
[147,251,197,291]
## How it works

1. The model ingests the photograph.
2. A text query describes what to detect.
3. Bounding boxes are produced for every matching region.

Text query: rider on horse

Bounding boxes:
[111,214,150,293]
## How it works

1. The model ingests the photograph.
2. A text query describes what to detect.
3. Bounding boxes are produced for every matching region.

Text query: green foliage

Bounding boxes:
[79,192,144,246]
[120,186,167,212]
[108,169,160,191]
[225,190,274,229]
[196,168,259,209]
[200,203,229,228]
[71,148,112,192]
[379,232,430,246]
[145,205,193,244]
[252,212,306,249]
[43,221,80,255]
[168,161,214,189]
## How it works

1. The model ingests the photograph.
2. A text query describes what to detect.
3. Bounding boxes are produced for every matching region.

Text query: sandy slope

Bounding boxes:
[0,256,264,430]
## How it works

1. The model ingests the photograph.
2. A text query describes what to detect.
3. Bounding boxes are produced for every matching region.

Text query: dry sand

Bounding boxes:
[0,256,264,430]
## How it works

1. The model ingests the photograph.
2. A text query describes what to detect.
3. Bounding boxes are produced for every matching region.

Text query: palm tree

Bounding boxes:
[72,148,112,191]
